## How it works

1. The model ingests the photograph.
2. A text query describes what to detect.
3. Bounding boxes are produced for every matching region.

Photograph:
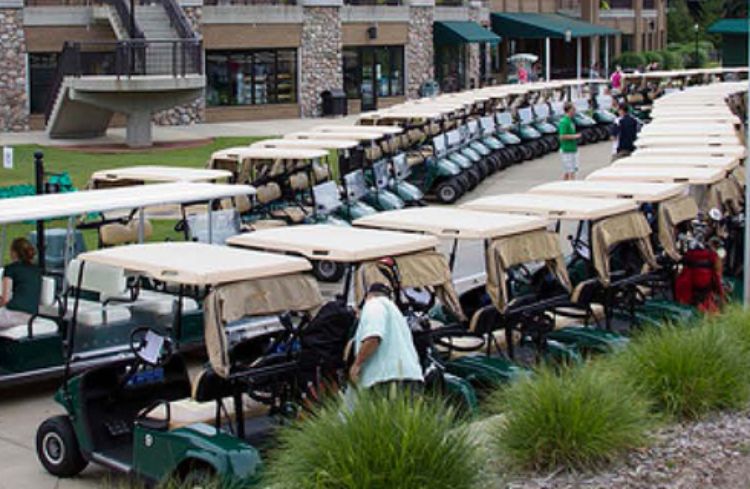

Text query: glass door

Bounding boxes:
[360,48,378,112]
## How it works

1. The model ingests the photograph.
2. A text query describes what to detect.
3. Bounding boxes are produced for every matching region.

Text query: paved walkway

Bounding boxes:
[0,116,361,146]
[0,141,614,489]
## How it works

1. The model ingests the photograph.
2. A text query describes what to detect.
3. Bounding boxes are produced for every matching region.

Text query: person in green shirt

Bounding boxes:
[0,238,42,329]
[558,102,582,180]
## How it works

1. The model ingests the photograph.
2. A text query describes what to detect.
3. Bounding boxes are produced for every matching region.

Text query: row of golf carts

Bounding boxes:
[0,73,741,486]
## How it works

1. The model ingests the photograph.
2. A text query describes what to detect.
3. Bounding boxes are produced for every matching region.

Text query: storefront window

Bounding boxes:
[206,49,297,106]
[435,44,465,93]
[29,53,59,114]
[342,46,405,99]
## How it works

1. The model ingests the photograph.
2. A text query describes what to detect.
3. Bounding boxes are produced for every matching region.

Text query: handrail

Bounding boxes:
[150,0,198,39]
[104,0,145,39]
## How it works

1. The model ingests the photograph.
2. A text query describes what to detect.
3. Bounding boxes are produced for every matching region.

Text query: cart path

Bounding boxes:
[0,141,616,489]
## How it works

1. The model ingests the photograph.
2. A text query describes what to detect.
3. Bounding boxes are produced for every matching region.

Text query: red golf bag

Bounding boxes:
[675,248,724,313]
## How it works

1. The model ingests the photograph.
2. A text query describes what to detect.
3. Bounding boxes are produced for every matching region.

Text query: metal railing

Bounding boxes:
[148,0,199,39]
[203,0,297,4]
[434,0,463,5]
[344,0,402,4]
[44,39,203,122]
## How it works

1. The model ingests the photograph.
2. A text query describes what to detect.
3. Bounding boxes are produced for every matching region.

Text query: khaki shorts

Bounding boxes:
[560,151,579,173]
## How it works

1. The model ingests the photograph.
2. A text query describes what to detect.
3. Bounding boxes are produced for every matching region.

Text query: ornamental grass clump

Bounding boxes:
[266,391,479,489]
[489,366,652,472]
[610,323,750,420]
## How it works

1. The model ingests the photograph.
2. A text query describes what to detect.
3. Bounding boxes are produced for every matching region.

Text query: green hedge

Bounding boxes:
[614,51,646,69]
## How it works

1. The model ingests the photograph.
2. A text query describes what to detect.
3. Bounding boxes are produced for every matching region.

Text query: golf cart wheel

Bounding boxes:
[465,169,480,189]
[520,145,534,161]
[36,416,88,477]
[180,463,217,489]
[531,142,544,158]
[435,179,462,204]
[477,159,491,178]
[313,260,345,282]
[509,147,524,164]
[547,135,560,151]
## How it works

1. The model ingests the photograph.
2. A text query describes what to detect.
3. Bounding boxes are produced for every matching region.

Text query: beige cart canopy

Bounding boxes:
[209,146,329,162]
[285,131,381,142]
[251,138,359,150]
[586,165,727,185]
[90,166,232,185]
[612,155,740,171]
[462,193,637,221]
[528,180,687,203]
[640,123,737,137]
[658,195,700,262]
[354,207,549,240]
[634,135,741,148]
[645,114,742,125]
[0,182,254,226]
[633,145,747,159]
[227,224,439,263]
[311,125,403,136]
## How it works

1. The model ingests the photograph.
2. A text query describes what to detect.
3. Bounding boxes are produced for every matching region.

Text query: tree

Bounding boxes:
[667,0,695,44]
[698,0,725,44]
[725,0,747,17]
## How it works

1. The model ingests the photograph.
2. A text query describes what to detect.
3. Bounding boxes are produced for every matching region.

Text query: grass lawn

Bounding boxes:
[0,137,270,262]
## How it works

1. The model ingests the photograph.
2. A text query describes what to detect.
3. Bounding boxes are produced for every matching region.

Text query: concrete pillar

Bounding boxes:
[0,0,29,132]
[633,0,643,52]
[406,0,435,98]
[656,0,666,49]
[466,0,488,89]
[576,37,582,79]
[299,0,343,117]
[127,110,153,148]
[545,37,551,81]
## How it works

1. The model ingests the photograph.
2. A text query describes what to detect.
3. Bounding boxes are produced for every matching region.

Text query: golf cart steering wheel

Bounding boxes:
[129,326,174,368]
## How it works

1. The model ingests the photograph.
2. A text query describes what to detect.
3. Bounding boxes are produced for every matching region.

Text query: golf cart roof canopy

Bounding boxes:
[634,145,747,159]
[640,124,737,137]
[586,165,727,185]
[376,106,455,118]
[210,146,329,160]
[462,193,637,220]
[251,138,359,150]
[353,207,549,240]
[646,114,741,125]
[528,180,688,203]
[78,242,311,286]
[90,166,232,183]
[286,131,382,142]
[227,224,440,262]
[311,125,403,136]
[613,154,739,171]
[635,135,741,148]
[0,182,254,225]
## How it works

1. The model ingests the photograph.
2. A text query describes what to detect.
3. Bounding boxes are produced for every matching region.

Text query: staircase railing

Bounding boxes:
[104,0,145,39]
[43,39,203,123]
[150,0,198,39]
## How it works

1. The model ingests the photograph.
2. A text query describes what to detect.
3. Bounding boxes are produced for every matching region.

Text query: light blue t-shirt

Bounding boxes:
[354,296,424,389]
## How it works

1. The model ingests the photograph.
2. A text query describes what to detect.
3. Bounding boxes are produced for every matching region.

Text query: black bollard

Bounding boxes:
[34,151,46,274]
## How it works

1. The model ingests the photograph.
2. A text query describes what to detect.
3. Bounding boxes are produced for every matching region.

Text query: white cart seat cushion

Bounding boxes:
[0,317,58,340]
[144,396,270,431]
[66,259,128,297]
[131,290,199,315]
[75,300,132,327]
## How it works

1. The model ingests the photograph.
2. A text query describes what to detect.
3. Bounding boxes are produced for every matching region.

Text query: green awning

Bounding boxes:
[491,12,620,39]
[434,21,501,45]
[708,18,748,35]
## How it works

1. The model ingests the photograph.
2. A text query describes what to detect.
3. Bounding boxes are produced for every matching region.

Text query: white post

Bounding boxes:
[604,36,610,79]
[576,37,582,79]
[545,37,551,81]
[590,36,596,78]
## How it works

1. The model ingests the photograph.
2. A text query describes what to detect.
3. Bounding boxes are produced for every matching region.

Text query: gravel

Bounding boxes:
[478,410,750,489]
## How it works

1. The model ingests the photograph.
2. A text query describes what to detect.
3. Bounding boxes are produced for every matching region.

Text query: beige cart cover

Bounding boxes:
[353,250,466,321]
[657,195,700,261]
[592,211,658,286]
[204,273,323,378]
[485,229,571,313]
[705,177,744,214]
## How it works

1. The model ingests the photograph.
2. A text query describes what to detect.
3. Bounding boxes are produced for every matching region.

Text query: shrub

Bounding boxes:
[267,391,479,489]
[609,324,750,420]
[615,51,646,69]
[643,51,664,66]
[659,50,684,70]
[489,366,653,471]
[707,305,750,353]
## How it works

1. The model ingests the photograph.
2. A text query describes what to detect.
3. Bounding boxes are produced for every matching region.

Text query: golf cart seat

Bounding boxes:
[143,368,270,431]
[127,289,199,316]
[99,218,154,247]
[0,317,58,340]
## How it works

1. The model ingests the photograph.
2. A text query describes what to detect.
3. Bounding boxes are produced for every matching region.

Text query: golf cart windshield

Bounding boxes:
[344,170,369,201]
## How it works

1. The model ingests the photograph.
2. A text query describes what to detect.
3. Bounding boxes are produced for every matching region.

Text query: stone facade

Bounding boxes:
[152,5,205,126]
[466,1,486,89]
[299,6,343,117]
[0,8,28,132]
[406,6,434,98]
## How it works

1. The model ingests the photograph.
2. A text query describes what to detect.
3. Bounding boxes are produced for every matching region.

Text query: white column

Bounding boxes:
[576,37,582,79]
[545,37,551,81]
[604,36,610,78]
[590,36,596,77]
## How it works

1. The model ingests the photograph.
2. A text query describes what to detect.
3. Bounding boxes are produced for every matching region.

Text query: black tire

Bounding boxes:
[179,462,217,489]
[465,168,480,189]
[477,159,490,179]
[520,145,534,161]
[489,154,503,172]
[313,260,345,282]
[547,135,560,151]
[531,141,544,158]
[435,179,462,204]
[509,146,524,164]
[36,416,88,478]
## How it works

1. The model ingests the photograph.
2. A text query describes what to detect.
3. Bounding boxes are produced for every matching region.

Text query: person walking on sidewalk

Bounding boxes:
[610,102,638,161]
[558,102,581,180]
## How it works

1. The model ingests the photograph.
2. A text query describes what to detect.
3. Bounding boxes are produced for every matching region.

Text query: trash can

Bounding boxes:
[321,89,348,116]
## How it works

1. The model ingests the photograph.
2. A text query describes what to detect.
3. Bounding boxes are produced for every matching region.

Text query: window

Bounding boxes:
[621,34,634,53]
[206,49,297,106]
[342,46,405,99]
[29,53,59,114]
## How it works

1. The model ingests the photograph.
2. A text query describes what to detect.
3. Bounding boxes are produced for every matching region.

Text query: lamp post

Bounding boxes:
[693,23,699,68]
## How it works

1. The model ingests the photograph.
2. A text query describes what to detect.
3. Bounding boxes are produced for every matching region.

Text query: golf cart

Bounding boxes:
[462,193,661,332]
[88,166,232,189]
[227,224,485,408]
[36,242,342,486]
[0,183,253,386]
[353,207,607,362]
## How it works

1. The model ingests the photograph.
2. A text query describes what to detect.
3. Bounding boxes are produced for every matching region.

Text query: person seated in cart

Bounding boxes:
[0,238,41,329]
[350,279,424,393]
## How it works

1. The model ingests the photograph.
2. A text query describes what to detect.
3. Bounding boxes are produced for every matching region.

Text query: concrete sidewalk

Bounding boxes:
[0,116,360,147]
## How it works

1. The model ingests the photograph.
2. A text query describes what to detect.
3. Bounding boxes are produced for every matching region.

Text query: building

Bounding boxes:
[0,0,666,136]
[708,18,747,68]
